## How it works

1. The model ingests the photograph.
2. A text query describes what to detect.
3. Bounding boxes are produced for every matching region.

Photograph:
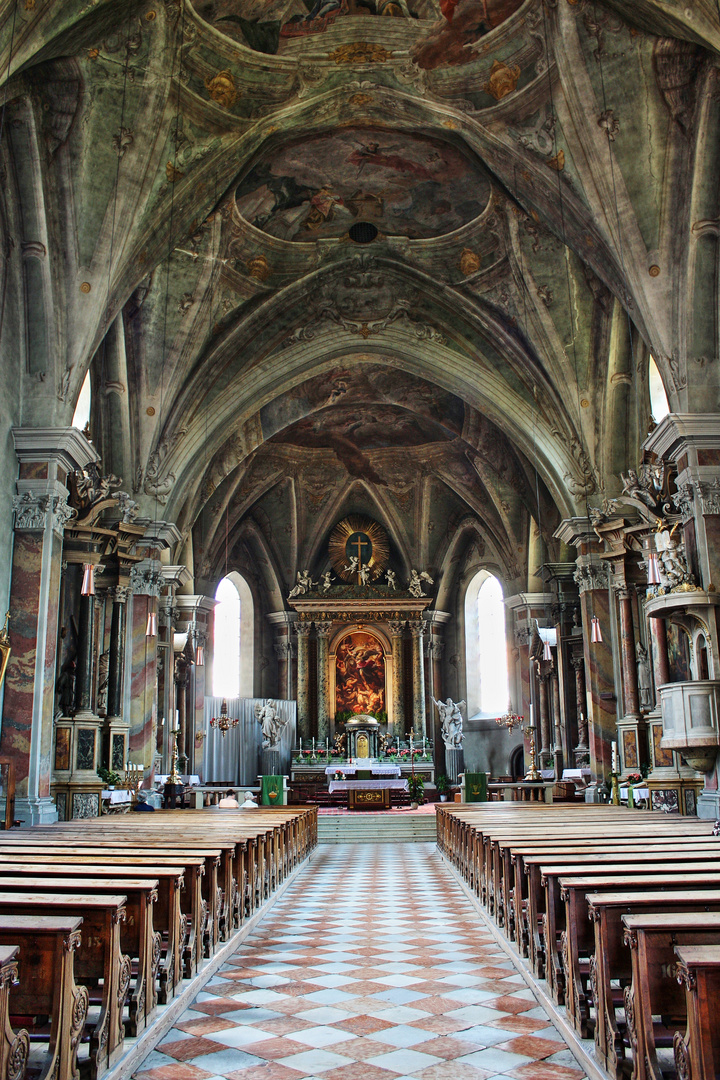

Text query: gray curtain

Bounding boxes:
[203,697,297,786]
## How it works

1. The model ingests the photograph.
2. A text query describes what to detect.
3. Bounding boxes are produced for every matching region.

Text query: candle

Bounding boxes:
[312,737,315,752]
[529,704,534,727]
[300,738,303,752]
[612,741,618,773]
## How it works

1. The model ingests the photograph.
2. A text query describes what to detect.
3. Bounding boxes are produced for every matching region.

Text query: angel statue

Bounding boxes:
[343,554,359,576]
[255,699,288,749]
[321,570,334,593]
[408,569,434,598]
[385,569,397,591]
[288,569,317,598]
[433,697,465,749]
[359,564,370,586]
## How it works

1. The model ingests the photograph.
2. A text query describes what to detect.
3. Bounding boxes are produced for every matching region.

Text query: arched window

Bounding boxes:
[72,369,91,431]
[648,354,669,423]
[464,570,510,717]
[213,573,255,698]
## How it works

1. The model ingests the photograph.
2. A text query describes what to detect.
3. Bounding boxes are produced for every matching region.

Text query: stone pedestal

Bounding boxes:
[445,746,464,785]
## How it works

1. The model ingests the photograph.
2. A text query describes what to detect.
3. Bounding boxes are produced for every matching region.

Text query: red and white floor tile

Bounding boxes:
[133,844,588,1080]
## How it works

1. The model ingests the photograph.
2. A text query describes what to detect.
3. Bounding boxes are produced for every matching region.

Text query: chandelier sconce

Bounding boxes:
[194,630,205,666]
[81,563,95,596]
[210,699,238,738]
[494,711,525,732]
[647,552,661,586]
[145,610,158,637]
[542,638,552,661]
[590,615,603,643]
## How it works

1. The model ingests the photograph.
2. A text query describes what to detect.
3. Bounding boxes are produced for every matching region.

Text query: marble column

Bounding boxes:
[128,562,162,770]
[1,428,95,825]
[75,589,97,717]
[104,586,128,771]
[576,561,615,780]
[616,587,640,717]
[295,623,312,740]
[388,621,406,737]
[315,621,333,744]
[174,652,190,774]
[650,616,670,688]
[410,622,427,738]
[571,654,589,759]
[551,664,563,777]
[538,669,552,766]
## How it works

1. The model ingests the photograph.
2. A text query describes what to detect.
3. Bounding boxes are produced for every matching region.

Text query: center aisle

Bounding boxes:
[134,843,587,1080]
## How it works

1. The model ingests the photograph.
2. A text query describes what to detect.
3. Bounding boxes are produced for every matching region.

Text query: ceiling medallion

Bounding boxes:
[329,515,390,583]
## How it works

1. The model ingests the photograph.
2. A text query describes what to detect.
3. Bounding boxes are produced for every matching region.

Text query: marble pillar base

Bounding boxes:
[446,747,464,785]
[14,796,58,826]
[697,790,720,819]
[262,748,282,777]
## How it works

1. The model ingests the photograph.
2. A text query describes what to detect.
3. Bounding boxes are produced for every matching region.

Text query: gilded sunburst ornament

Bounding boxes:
[329,516,390,582]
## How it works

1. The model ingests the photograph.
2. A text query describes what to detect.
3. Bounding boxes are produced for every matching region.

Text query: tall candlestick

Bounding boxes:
[612,741,618,773]
[300,737,303,752]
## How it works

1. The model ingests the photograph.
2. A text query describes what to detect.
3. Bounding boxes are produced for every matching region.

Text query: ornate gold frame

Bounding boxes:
[329,515,390,582]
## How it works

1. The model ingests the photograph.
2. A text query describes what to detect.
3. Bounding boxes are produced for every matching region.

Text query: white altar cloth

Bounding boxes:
[329,779,408,793]
[325,764,401,777]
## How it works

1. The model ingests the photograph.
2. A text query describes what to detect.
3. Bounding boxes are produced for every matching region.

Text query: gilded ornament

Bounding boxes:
[443,119,458,129]
[247,254,271,281]
[80,281,91,294]
[349,93,374,106]
[205,70,239,109]
[459,248,481,276]
[649,264,661,277]
[329,42,391,64]
[483,59,521,101]
[547,149,565,171]
[329,515,390,583]
[166,160,184,183]
[146,10,157,19]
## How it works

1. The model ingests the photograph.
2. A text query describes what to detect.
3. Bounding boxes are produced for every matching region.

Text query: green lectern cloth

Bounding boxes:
[465,773,487,802]
[261,775,283,806]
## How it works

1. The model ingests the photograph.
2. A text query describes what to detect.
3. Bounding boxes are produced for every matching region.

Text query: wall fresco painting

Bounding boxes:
[336,632,386,715]
[235,128,491,241]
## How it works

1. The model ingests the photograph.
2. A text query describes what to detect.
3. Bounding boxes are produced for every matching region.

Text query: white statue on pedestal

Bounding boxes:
[433,696,465,748]
[255,699,288,748]
[409,569,434,598]
[321,570,334,592]
[385,569,397,590]
[359,564,370,586]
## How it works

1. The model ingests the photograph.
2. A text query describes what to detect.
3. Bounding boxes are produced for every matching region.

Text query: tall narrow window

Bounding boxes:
[464,569,510,717]
[477,575,509,715]
[648,354,669,423]
[213,576,241,698]
[72,369,92,431]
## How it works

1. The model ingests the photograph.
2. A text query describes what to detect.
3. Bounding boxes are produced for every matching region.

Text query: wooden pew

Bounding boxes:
[622,912,720,1080]
[529,853,720,996]
[0,915,86,1080]
[0,861,184,1005]
[586,889,720,1074]
[0,947,29,1080]
[0,894,126,1079]
[673,945,720,1080]
[0,875,158,1037]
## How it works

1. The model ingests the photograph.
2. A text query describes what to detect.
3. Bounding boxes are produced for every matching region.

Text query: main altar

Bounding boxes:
[285,515,445,746]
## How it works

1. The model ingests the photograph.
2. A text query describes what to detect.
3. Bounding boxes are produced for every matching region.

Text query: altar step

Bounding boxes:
[317,811,438,844]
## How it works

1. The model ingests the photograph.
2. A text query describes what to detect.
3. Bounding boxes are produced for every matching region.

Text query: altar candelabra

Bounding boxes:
[523,708,542,782]
[210,699,239,738]
[168,726,182,785]
[125,761,145,799]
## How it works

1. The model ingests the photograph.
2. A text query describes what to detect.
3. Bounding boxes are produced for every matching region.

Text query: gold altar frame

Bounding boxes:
[330,624,396,729]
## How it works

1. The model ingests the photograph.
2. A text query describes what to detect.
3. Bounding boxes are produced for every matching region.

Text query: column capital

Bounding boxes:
[409,621,425,638]
[130,561,164,597]
[388,620,406,637]
[13,490,75,538]
[111,585,129,604]
[573,560,610,593]
[295,622,312,637]
[315,621,333,638]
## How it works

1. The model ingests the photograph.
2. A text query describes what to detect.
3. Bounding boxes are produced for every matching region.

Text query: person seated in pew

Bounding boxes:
[241,791,258,809]
[132,790,155,812]
[218,789,240,808]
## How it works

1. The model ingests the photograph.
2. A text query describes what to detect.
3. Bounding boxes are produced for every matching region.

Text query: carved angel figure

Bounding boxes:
[343,555,359,576]
[359,565,370,586]
[288,569,317,598]
[620,468,657,510]
[321,571,334,593]
[255,699,288,749]
[655,527,695,591]
[385,569,397,590]
[408,569,434,598]
[433,696,465,749]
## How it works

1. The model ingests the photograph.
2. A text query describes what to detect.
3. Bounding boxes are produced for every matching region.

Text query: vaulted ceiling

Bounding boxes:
[1,0,718,601]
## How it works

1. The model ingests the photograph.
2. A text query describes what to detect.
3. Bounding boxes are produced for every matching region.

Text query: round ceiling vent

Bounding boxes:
[348,222,378,244]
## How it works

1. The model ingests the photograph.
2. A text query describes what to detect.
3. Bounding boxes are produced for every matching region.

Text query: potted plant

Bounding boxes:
[98,767,122,790]
[407,773,424,809]
[435,774,450,802]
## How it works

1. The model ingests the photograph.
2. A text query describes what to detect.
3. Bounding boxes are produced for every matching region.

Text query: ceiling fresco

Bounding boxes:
[411,0,525,68]
[197,0,440,54]
[234,128,492,240]
[269,403,455,449]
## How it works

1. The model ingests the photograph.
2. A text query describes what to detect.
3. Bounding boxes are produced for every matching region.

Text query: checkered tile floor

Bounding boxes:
[134,844,587,1080]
